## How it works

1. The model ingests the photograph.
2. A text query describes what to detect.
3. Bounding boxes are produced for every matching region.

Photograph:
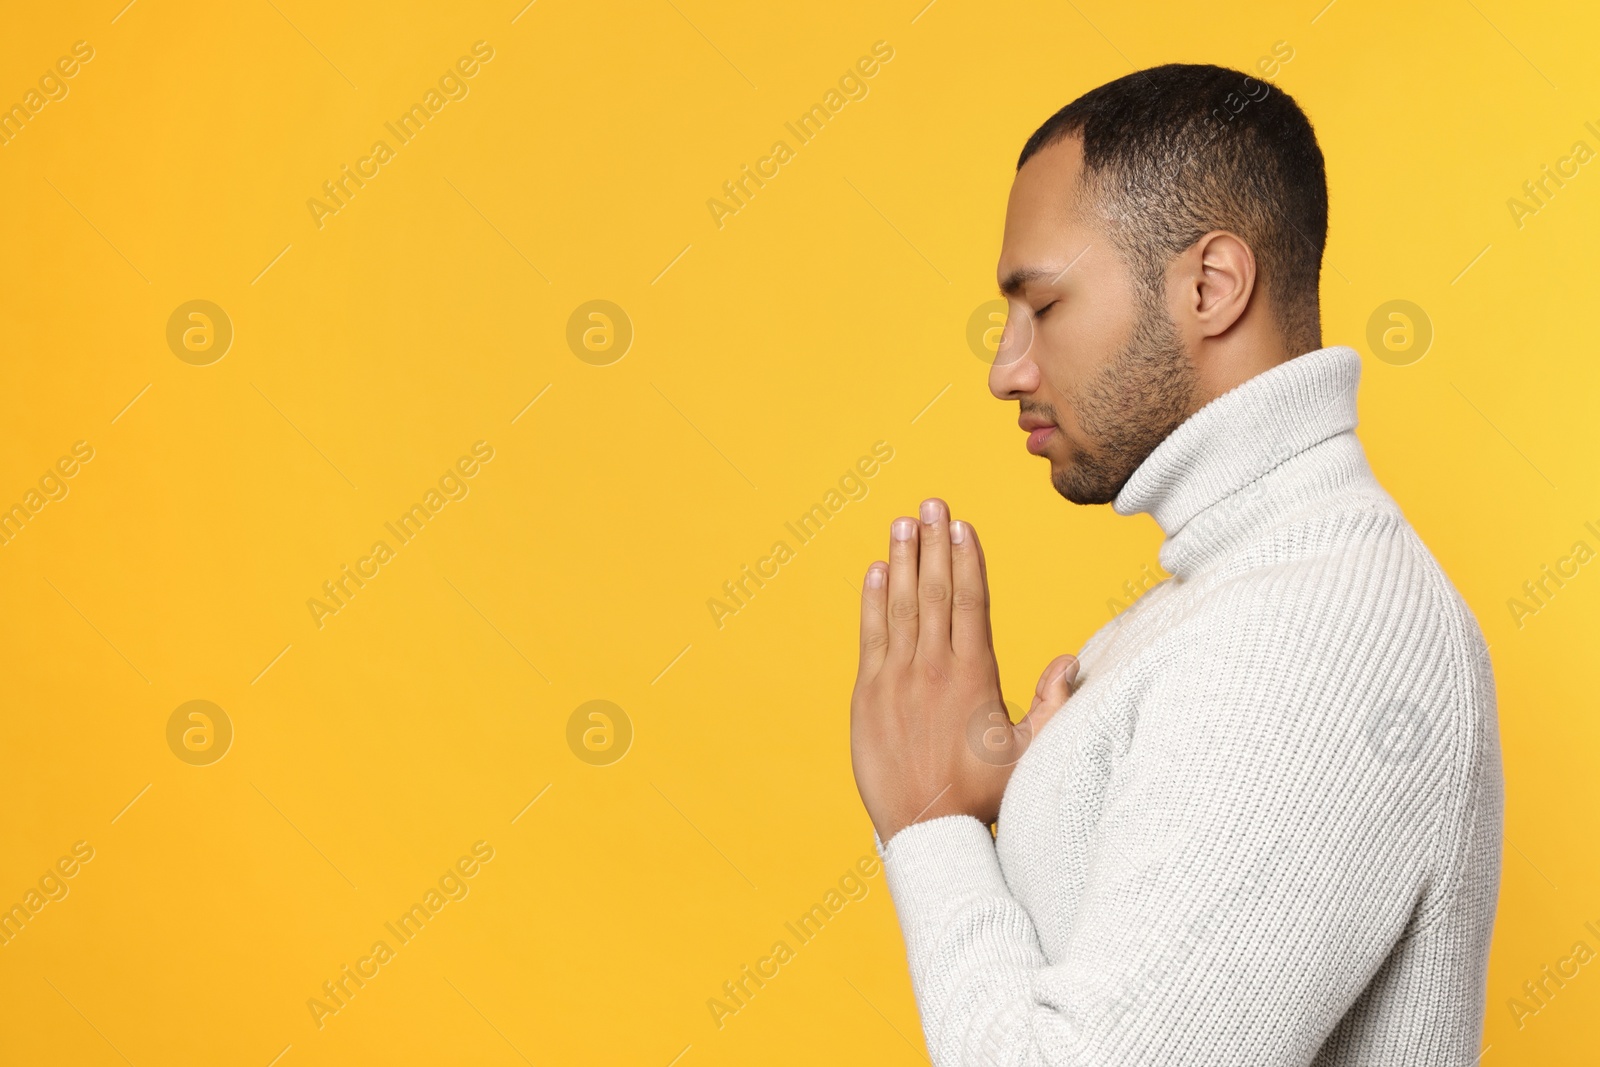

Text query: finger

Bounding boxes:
[950,518,988,656]
[857,562,890,682]
[1028,653,1079,712]
[885,516,920,666]
[965,519,996,657]
[1023,655,1079,735]
[916,498,953,654]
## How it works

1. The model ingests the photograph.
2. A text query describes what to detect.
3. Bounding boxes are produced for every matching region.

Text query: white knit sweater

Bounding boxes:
[877,346,1503,1065]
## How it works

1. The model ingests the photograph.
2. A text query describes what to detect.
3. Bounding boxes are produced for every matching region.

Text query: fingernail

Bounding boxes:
[920,499,940,524]
[950,520,967,545]
[866,565,885,589]
[892,518,915,542]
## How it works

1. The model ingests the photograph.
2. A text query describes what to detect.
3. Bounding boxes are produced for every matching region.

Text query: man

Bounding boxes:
[849,64,1502,1065]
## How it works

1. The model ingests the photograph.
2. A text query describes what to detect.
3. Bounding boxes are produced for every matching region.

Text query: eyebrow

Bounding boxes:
[998,267,1058,297]
[998,247,1091,297]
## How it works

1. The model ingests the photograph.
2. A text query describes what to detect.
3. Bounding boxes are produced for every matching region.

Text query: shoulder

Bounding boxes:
[1206,494,1485,687]
[1130,499,1493,778]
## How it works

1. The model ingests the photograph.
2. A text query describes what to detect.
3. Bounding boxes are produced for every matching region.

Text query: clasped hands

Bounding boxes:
[850,497,1079,844]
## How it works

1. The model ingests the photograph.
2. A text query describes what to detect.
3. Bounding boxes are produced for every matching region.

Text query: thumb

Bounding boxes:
[1022,654,1079,736]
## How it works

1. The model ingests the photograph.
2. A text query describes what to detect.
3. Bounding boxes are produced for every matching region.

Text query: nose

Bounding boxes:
[988,307,1041,400]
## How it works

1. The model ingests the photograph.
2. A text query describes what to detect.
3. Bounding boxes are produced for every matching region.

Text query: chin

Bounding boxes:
[1051,457,1123,507]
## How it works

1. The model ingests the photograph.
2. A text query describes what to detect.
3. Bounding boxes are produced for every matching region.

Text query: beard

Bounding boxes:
[1049,282,1198,506]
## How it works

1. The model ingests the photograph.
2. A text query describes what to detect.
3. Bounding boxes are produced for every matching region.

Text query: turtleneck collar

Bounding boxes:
[1112,345,1368,578]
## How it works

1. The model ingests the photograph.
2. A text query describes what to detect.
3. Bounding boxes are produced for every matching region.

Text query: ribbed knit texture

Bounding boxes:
[877,346,1504,1065]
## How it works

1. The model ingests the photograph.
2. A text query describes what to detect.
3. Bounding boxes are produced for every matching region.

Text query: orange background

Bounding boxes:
[1,0,1596,1063]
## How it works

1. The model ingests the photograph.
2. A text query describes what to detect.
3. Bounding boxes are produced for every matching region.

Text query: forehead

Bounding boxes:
[998,135,1099,284]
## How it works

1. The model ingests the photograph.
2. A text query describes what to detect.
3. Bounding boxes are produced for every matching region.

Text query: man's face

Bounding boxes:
[990,136,1197,505]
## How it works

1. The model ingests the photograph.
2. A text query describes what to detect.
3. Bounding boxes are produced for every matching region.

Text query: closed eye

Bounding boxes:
[1034,300,1059,318]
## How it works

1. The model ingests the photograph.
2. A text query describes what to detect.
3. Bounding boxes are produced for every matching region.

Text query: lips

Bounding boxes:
[1019,414,1057,455]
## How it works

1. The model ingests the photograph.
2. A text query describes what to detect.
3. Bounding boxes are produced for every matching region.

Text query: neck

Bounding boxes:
[1114,345,1375,579]
[1183,305,1312,415]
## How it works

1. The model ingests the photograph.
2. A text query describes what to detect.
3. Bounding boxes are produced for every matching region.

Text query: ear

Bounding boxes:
[1188,230,1255,338]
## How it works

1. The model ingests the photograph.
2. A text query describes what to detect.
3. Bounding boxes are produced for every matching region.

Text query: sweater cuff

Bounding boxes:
[880,813,1009,925]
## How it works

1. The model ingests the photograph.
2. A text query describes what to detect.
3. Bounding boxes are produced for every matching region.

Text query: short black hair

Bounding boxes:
[1017,63,1328,353]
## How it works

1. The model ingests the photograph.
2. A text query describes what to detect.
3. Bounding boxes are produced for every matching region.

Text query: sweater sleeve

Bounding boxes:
[877,611,1463,1066]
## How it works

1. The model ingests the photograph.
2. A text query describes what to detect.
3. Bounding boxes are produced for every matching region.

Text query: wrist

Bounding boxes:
[874,789,988,845]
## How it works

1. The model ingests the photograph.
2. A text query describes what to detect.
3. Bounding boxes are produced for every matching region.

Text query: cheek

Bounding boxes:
[1069,248,1142,345]
[1072,296,1132,357]
[1030,317,1098,404]
[1045,287,1139,394]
